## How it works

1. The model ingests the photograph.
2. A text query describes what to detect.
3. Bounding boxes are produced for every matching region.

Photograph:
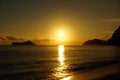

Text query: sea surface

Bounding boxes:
[0,45,120,80]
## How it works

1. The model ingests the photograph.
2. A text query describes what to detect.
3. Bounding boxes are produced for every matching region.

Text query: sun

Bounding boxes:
[59,32,64,37]
[58,31,65,42]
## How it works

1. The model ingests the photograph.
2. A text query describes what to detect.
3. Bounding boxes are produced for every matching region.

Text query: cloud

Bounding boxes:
[105,19,120,22]
[6,36,18,40]
[31,37,58,45]
[41,38,51,42]
[0,35,26,41]
[32,38,55,43]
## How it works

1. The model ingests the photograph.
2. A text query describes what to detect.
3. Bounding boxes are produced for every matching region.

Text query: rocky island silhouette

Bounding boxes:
[83,26,120,45]
[12,40,35,45]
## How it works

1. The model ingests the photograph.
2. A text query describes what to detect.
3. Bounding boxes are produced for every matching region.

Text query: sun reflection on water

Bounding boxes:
[58,45,65,65]
[55,45,71,80]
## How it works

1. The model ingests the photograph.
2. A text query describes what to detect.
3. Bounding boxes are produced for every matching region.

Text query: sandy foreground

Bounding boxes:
[61,63,120,80]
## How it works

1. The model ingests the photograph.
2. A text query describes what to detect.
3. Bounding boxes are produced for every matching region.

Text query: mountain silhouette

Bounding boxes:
[107,26,120,45]
[83,26,120,45]
[12,40,35,45]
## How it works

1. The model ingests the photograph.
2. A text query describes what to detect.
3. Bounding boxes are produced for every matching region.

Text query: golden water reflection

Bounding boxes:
[58,45,65,65]
[57,45,71,80]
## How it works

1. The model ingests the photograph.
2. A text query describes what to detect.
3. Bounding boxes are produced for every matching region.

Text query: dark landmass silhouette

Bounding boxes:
[107,26,120,45]
[83,26,120,45]
[83,39,106,45]
[12,40,35,45]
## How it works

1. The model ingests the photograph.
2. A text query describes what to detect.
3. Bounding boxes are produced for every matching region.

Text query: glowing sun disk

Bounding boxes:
[59,32,64,37]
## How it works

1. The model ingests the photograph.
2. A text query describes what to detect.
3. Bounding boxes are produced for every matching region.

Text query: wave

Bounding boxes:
[0,59,120,80]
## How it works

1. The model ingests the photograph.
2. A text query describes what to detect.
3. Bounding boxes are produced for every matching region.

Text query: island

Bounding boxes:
[12,40,35,45]
[83,39,106,45]
[83,26,120,45]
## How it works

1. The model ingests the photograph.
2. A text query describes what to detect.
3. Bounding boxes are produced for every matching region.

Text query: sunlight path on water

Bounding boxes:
[53,45,71,80]
[58,45,65,65]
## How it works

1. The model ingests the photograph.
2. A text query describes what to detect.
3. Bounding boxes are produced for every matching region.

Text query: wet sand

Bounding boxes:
[61,63,120,80]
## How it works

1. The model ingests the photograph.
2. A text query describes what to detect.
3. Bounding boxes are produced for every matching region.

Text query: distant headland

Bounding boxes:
[83,26,120,45]
[12,40,35,45]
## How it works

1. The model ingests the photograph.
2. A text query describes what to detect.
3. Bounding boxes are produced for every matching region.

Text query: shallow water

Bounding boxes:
[0,45,120,80]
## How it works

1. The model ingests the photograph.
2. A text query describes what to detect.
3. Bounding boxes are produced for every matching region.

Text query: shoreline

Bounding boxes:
[61,62,120,80]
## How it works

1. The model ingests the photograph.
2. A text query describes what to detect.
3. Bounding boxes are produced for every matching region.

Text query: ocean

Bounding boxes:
[0,45,120,80]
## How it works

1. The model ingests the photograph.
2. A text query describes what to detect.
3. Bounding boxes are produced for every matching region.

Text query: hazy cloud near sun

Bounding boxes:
[0,36,25,41]
[6,36,18,40]
[0,35,56,42]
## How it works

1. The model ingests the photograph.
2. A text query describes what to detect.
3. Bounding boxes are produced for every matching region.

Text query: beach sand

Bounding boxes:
[61,63,120,80]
